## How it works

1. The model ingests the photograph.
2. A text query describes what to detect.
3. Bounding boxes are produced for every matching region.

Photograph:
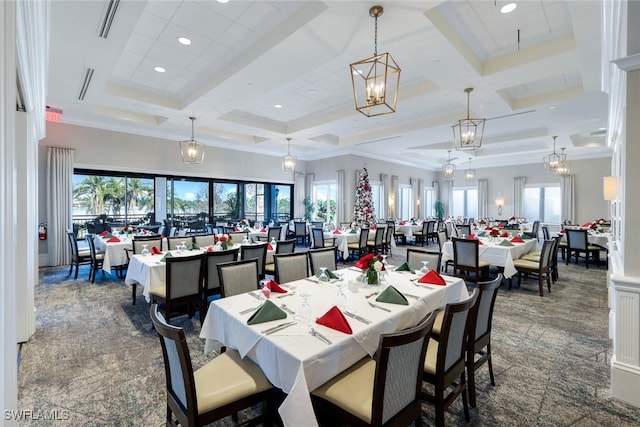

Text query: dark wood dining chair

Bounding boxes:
[67,230,92,279]
[466,274,502,408]
[565,229,600,268]
[311,312,436,427]
[452,238,490,282]
[149,304,273,427]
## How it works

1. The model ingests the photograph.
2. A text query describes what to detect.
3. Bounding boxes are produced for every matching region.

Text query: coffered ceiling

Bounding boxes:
[46,0,611,171]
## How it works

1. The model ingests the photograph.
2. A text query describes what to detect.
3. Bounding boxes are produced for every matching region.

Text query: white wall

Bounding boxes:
[442,157,611,223]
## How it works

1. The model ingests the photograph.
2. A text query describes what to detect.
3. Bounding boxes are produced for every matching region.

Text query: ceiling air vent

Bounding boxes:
[78,68,95,101]
[98,0,120,39]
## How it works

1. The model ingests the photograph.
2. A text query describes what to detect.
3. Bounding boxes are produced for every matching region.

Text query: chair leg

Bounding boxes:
[487,344,495,386]
[461,373,470,423]
[538,275,543,296]
[132,283,137,305]
[74,261,79,279]
[467,359,477,408]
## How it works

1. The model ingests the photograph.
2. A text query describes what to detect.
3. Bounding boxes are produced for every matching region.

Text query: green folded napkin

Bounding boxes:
[477,231,488,237]
[521,234,533,240]
[160,252,173,262]
[316,269,339,279]
[247,300,287,325]
[395,262,415,274]
[376,285,408,305]
[499,239,514,247]
[349,228,357,234]
[187,242,199,250]
[104,233,113,238]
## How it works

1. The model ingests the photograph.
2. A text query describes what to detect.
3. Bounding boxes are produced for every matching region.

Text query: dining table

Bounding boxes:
[395,222,423,241]
[441,236,537,278]
[124,243,274,302]
[558,230,611,248]
[199,267,468,426]
[94,234,133,273]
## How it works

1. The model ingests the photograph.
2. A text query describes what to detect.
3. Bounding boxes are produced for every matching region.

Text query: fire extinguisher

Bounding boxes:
[39,223,47,240]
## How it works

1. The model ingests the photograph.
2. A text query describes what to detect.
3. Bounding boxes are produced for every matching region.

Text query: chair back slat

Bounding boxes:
[166,254,205,299]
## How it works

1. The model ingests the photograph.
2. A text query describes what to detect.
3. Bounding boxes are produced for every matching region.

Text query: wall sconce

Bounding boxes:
[495,195,505,216]
[603,176,617,200]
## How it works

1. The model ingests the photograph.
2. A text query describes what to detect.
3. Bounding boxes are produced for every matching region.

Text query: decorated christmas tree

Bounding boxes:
[352,168,376,226]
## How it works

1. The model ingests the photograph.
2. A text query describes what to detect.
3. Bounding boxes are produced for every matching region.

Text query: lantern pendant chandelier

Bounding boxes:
[349,5,401,117]
[555,148,571,176]
[464,157,476,181]
[452,87,485,150]
[282,137,296,173]
[442,150,456,180]
[543,135,565,172]
[179,116,205,164]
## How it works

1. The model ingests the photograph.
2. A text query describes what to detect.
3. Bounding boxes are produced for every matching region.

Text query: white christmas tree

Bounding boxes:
[352,168,376,226]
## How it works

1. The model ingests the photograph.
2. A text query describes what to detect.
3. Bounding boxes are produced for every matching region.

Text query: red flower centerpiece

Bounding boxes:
[355,253,385,285]
[215,234,232,250]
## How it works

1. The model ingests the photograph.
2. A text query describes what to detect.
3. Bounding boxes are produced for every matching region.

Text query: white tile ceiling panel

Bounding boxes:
[216,23,254,50]
[200,0,253,21]
[198,41,234,64]
[134,11,169,40]
[157,23,212,57]
[112,51,145,81]
[123,32,155,57]
[172,1,232,40]
[146,42,198,69]
[144,0,182,21]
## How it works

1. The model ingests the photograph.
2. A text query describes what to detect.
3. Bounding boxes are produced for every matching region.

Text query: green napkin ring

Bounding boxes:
[247,300,287,325]
[376,286,408,305]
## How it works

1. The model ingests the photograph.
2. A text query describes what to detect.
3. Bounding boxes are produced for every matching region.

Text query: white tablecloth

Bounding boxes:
[200,268,468,427]
[94,236,132,273]
[124,244,274,302]
[441,237,537,278]
[395,223,423,240]
[559,231,611,248]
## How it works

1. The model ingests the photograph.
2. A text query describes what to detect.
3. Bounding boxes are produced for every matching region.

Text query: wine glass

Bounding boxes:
[318,267,330,283]
[419,260,430,275]
[141,244,149,256]
[258,279,271,301]
[294,290,312,324]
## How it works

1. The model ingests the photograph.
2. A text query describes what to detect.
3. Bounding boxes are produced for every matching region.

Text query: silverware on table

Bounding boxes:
[344,311,372,324]
[248,292,263,301]
[277,292,295,298]
[365,291,379,299]
[239,305,259,315]
[280,304,295,315]
[304,277,319,284]
[403,292,421,299]
[309,327,332,344]
[262,321,297,335]
[368,300,391,312]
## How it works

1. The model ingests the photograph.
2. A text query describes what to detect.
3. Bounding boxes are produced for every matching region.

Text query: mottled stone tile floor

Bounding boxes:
[17,244,640,426]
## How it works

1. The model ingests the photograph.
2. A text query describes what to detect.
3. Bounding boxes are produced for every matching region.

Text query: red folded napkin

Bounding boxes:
[265,279,287,293]
[498,223,504,228]
[511,236,524,243]
[261,228,267,232]
[235,227,241,232]
[582,222,592,228]
[560,229,566,234]
[267,243,274,251]
[151,246,161,255]
[417,270,446,286]
[467,234,476,239]
[478,240,484,245]
[399,221,406,225]
[316,306,352,334]
[106,236,121,243]
[370,226,376,230]
[99,230,109,237]
[332,230,341,235]
[485,226,492,231]
[500,232,509,238]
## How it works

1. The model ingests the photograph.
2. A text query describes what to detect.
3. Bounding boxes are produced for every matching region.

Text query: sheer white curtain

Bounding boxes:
[47,147,74,266]
[560,174,576,224]
[443,180,453,217]
[390,175,399,219]
[380,173,389,220]
[513,176,526,218]
[16,0,48,140]
[478,179,488,220]
[294,172,305,219]
[336,170,345,225]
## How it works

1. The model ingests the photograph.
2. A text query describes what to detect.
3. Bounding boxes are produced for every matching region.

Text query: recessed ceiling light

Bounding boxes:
[154,66,166,73]
[500,3,517,14]
[274,104,283,109]
[178,37,191,45]
[217,0,229,3]
[549,106,556,110]
[308,89,316,94]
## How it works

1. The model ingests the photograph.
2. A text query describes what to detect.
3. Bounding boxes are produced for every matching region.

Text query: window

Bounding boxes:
[398,185,413,220]
[313,182,337,223]
[451,188,477,219]
[213,182,239,220]
[523,185,561,223]
[244,183,265,222]
[273,185,291,223]
[422,187,434,218]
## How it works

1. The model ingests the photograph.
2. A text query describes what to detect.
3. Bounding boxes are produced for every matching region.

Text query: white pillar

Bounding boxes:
[0,0,19,423]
